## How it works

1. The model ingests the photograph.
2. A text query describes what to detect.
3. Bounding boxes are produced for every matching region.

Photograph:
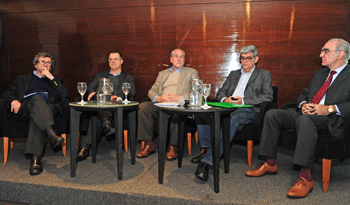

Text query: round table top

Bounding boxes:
[69,101,139,112]
[156,104,237,115]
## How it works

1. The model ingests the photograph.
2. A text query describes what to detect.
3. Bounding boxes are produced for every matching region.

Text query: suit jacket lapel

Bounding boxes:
[245,68,260,88]
[328,65,350,91]
[228,70,241,96]
[159,69,171,95]
[23,74,32,95]
[118,72,126,89]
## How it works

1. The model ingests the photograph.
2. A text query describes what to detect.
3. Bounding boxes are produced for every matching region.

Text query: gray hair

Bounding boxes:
[329,38,350,61]
[240,45,258,56]
[170,48,185,58]
[33,52,55,69]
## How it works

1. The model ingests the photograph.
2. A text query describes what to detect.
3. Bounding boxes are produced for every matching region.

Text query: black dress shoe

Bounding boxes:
[77,148,90,162]
[103,124,113,135]
[48,134,65,149]
[30,158,43,176]
[191,151,207,164]
[195,162,210,181]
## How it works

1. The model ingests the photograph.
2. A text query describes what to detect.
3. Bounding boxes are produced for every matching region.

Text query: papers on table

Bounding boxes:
[154,102,180,107]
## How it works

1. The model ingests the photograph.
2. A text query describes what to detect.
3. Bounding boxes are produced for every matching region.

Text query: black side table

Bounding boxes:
[69,101,139,179]
[157,106,236,193]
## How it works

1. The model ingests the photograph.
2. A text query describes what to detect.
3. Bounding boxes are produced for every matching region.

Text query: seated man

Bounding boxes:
[77,51,136,161]
[1,52,69,175]
[246,38,350,198]
[193,45,273,181]
[137,48,198,160]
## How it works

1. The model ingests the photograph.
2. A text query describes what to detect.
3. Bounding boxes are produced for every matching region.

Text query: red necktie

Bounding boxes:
[311,71,336,104]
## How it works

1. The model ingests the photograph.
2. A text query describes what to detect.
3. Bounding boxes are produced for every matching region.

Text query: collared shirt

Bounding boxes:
[33,70,43,78]
[220,66,255,105]
[153,66,185,102]
[299,63,348,115]
[109,70,121,76]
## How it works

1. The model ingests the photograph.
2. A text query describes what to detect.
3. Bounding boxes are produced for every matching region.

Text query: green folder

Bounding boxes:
[207,102,253,108]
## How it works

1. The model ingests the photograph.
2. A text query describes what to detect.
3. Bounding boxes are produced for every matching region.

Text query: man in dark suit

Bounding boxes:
[2,52,69,175]
[246,38,350,198]
[77,51,136,161]
[193,45,273,180]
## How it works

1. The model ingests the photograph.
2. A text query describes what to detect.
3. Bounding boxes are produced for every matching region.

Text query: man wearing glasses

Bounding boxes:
[246,38,350,198]
[76,51,136,162]
[2,52,69,175]
[193,45,273,181]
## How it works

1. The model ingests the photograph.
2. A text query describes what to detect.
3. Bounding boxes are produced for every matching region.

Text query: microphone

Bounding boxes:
[178,99,185,107]
[115,97,123,104]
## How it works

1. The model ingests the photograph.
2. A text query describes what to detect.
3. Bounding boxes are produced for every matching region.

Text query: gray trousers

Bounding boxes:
[12,95,56,156]
[259,109,330,169]
[137,101,179,146]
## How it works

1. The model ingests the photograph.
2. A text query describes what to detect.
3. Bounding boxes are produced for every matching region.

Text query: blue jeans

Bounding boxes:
[196,108,259,166]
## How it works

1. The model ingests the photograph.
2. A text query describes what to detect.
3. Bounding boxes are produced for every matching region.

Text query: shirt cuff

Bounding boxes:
[153,95,159,102]
[335,105,341,115]
[298,101,307,109]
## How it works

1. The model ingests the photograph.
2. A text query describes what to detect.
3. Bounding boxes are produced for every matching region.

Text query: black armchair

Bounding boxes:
[0,97,69,163]
[233,86,279,166]
[278,102,350,192]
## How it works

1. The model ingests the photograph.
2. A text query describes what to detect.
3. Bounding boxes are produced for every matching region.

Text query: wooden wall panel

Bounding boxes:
[0,0,349,106]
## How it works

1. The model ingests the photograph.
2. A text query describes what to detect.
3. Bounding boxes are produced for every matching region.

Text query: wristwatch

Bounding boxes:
[328,105,334,114]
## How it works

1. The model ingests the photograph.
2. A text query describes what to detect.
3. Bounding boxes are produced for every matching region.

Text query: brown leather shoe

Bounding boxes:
[287,177,313,198]
[166,146,178,161]
[245,162,277,177]
[137,143,156,158]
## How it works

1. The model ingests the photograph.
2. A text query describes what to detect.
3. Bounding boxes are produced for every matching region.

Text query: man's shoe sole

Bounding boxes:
[287,188,313,199]
[245,171,277,177]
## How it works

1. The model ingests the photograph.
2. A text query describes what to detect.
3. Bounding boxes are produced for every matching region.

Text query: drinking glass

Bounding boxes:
[122,82,131,104]
[77,82,87,105]
[201,83,211,109]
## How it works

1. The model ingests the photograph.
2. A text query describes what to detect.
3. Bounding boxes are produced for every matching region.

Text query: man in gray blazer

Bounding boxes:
[246,38,350,198]
[194,45,273,181]
[137,48,199,160]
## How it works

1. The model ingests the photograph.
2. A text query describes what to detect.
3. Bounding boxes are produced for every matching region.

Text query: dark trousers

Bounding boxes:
[80,111,127,146]
[259,109,331,169]
[137,101,179,146]
[10,95,56,156]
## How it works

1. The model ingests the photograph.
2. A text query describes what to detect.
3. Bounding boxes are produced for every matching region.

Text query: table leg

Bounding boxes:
[158,109,171,184]
[210,111,221,193]
[222,114,230,173]
[128,110,136,165]
[91,116,97,163]
[178,115,185,168]
[70,108,81,177]
[115,108,124,180]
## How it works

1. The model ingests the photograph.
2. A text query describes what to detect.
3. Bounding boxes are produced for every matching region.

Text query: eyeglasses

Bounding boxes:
[38,60,52,65]
[239,56,255,61]
[108,58,123,61]
[320,48,341,54]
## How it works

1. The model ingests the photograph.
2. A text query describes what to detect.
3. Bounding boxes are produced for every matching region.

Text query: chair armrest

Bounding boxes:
[342,111,350,145]
[258,101,278,134]
[0,98,9,122]
[59,98,70,120]
[141,98,151,103]
[281,102,297,109]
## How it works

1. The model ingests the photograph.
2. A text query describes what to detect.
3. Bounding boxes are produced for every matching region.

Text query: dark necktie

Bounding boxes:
[310,71,336,104]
